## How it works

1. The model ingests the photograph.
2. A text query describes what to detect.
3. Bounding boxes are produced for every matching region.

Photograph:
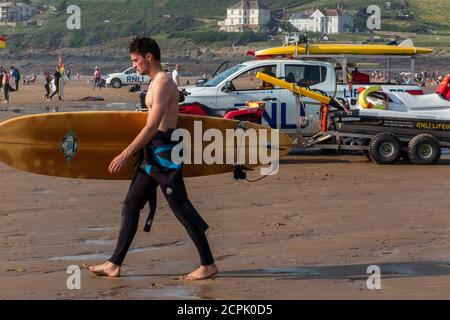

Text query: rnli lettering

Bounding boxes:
[126,75,144,83]
[416,122,450,130]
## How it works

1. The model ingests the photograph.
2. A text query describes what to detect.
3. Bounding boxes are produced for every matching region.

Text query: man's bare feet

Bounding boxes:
[85,261,120,277]
[183,263,218,281]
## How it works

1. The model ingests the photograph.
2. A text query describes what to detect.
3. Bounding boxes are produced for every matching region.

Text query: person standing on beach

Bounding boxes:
[43,72,52,101]
[172,64,181,86]
[9,66,20,91]
[66,66,72,81]
[49,69,62,100]
[2,69,9,103]
[0,66,4,100]
[87,36,218,280]
[92,66,102,90]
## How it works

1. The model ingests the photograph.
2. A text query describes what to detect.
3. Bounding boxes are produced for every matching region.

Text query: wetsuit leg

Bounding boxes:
[44,85,50,98]
[4,85,9,101]
[160,171,214,266]
[50,84,59,99]
[109,171,158,266]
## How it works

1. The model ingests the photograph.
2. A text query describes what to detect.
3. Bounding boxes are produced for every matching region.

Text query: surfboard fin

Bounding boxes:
[233,165,247,180]
[398,39,414,47]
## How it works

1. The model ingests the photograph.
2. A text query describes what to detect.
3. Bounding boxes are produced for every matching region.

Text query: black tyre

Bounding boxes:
[363,150,371,160]
[110,78,122,89]
[368,132,402,164]
[407,134,441,165]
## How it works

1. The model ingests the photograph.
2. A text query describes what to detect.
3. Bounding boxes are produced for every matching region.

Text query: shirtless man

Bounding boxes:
[87,36,218,280]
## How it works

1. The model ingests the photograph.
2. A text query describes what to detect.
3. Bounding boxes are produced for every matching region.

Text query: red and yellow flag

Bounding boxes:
[0,37,6,49]
[58,54,65,74]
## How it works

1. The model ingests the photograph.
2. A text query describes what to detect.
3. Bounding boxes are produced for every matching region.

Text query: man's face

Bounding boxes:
[130,52,151,75]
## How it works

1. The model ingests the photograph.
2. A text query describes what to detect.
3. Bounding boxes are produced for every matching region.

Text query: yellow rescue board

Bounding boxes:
[0,112,292,180]
[254,44,433,57]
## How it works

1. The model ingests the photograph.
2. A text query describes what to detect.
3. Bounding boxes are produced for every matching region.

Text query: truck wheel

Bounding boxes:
[110,78,122,89]
[368,132,401,164]
[408,134,441,165]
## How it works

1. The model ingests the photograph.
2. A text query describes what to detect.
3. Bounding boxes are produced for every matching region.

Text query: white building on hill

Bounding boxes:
[218,0,270,32]
[289,8,353,34]
[0,2,37,22]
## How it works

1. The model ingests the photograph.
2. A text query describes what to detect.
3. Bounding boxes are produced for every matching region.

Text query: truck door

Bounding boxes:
[281,64,329,136]
[216,64,281,127]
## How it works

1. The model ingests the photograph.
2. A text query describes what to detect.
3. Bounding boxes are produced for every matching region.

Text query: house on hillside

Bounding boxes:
[0,2,37,22]
[289,8,354,34]
[218,0,270,32]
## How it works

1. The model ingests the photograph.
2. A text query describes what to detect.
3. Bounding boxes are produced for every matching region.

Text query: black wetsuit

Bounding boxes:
[44,76,51,99]
[50,71,61,100]
[108,129,214,267]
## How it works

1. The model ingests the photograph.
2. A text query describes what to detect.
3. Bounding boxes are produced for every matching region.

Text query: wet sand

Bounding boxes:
[1,81,450,299]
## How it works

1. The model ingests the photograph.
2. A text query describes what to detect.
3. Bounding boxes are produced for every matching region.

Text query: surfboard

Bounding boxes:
[253,43,433,58]
[0,111,292,180]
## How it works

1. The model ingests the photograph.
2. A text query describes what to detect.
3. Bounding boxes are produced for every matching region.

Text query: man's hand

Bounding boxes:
[108,152,128,174]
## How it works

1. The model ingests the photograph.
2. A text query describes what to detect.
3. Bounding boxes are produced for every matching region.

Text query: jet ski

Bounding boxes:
[336,83,450,141]
[351,81,450,114]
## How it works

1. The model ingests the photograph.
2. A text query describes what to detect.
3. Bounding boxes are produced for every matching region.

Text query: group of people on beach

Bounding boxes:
[0,64,67,103]
[0,65,20,103]
[42,69,64,101]
[0,63,107,103]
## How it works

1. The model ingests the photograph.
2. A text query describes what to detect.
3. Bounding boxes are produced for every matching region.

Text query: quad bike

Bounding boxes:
[136,88,265,124]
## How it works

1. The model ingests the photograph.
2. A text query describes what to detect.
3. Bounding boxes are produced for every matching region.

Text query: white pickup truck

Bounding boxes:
[181,59,424,136]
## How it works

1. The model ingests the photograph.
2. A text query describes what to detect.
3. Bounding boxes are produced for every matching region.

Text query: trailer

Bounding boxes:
[255,71,450,165]
[305,109,450,165]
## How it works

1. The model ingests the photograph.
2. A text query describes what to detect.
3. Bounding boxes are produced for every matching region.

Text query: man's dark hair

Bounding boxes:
[129,36,161,61]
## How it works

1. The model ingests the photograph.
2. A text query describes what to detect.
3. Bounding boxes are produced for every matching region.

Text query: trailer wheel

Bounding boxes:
[408,134,441,165]
[368,132,402,164]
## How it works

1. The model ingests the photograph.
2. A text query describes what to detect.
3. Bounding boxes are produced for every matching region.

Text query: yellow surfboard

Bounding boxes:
[253,43,433,58]
[0,112,292,180]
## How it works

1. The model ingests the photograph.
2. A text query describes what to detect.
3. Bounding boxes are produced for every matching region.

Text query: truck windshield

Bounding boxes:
[201,64,245,87]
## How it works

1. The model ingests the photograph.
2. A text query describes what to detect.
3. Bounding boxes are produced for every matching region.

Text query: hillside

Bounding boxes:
[0,0,448,51]
[291,0,450,32]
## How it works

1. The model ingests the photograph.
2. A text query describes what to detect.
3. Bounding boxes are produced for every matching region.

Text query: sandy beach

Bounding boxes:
[1,80,450,300]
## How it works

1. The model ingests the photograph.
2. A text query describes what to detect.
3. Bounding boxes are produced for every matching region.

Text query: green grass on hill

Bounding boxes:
[408,0,450,27]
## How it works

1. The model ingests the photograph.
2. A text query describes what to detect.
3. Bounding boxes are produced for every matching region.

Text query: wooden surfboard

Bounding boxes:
[0,112,292,180]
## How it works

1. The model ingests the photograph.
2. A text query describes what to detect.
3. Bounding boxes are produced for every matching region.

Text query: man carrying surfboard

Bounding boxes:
[87,36,218,280]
